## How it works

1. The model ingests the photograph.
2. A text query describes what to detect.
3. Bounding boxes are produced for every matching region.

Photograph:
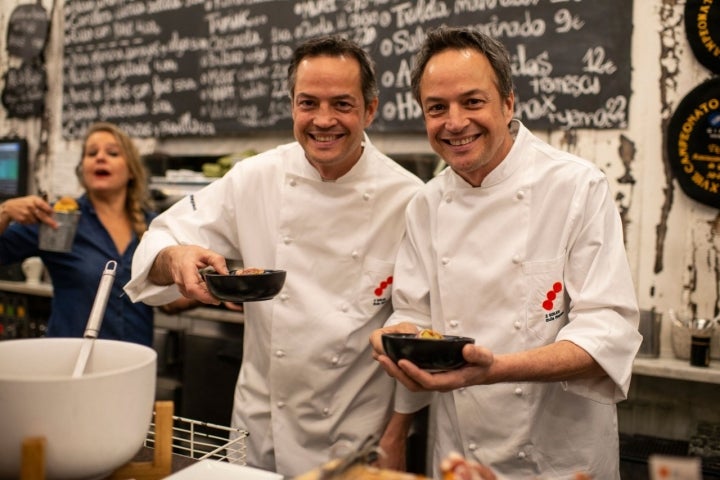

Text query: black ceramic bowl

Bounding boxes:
[381,333,475,372]
[203,269,286,302]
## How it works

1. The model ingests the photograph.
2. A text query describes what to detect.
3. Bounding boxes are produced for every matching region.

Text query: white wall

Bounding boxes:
[1,0,718,352]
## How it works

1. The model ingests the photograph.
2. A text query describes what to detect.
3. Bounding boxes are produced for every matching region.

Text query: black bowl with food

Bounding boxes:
[203,268,286,302]
[381,332,475,372]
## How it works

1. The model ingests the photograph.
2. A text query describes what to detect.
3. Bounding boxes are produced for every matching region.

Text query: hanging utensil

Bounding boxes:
[668,308,687,328]
[71,260,117,378]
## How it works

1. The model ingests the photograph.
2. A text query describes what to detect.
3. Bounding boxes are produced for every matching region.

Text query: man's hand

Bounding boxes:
[374,340,495,393]
[440,452,497,480]
[369,322,419,360]
[148,245,228,305]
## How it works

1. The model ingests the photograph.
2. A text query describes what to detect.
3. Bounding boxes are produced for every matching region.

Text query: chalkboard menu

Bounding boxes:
[61,0,632,139]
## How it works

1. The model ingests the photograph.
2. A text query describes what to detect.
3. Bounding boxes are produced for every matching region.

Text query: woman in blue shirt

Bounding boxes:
[0,122,183,346]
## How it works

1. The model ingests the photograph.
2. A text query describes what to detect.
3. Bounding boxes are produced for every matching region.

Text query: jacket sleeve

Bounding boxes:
[125,173,242,305]
[556,174,641,403]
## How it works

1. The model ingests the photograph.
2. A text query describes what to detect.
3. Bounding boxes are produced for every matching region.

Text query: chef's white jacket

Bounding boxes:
[389,121,641,480]
[125,136,423,476]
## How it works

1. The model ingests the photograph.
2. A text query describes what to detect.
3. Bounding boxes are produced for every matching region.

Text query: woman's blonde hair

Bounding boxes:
[76,122,153,239]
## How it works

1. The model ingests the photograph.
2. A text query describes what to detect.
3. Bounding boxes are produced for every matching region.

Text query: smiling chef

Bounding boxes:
[124,35,422,476]
[370,27,642,480]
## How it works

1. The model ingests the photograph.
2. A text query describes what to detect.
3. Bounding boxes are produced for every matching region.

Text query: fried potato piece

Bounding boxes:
[232,267,265,275]
[53,196,79,213]
[295,461,425,480]
[417,328,444,339]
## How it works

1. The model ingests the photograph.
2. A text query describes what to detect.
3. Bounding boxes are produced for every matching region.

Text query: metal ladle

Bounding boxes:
[71,260,117,378]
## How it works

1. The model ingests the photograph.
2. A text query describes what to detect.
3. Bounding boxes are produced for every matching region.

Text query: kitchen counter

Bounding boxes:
[633,355,720,384]
[0,279,242,326]
[0,279,52,297]
[154,306,244,333]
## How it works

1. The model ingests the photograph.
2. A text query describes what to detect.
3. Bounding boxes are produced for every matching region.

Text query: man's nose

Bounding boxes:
[445,104,469,131]
[313,104,338,128]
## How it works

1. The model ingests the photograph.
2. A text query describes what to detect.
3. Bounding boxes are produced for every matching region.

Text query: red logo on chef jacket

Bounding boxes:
[543,281,564,322]
[373,276,392,306]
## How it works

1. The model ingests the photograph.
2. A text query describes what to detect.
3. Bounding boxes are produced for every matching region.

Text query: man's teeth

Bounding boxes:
[448,136,475,146]
[315,135,337,142]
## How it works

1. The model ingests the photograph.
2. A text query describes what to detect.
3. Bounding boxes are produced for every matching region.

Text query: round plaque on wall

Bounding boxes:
[666,77,720,208]
[6,3,49,60]
[684,0,720,74]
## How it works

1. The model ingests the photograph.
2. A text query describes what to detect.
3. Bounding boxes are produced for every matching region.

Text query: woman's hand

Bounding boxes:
[0,195,57,229]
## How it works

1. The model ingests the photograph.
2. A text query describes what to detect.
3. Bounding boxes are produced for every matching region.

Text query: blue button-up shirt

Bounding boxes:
[0,195,155,346]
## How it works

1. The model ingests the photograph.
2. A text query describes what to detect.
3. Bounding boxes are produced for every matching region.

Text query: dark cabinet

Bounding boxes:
[153,314,244,428]
[181,322,244,426]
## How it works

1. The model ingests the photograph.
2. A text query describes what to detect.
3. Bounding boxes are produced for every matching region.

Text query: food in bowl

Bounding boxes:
[203,268,286,302]
[417,328,443,339]
[382,332,475,372]
[235,267,265,275]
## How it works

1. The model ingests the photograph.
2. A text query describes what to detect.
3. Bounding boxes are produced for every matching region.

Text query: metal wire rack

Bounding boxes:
[144,413,249,465]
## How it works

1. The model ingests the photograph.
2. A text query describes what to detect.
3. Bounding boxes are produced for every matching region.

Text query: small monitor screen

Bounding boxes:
[0,139,28,199]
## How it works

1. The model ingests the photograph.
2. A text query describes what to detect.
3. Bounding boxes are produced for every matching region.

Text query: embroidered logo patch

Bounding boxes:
[543,281,564,322]
[373,276,393,306]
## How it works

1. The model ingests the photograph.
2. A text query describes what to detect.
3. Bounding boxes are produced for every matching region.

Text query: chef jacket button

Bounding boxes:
[331,355,340,365]
[445,196,452,204]
[516,190,525,200]
[513,321,522,330]
[323,407,330,416]
[512,254,522,264]
[468,442,477,451]
[514,387,523,396]
[363,192,371,201]
[283,235,292,245]
[351,250,359,259]
[517,451,526,460]
[341,304,349,313]
[277,401,285,408]
[280,293,288,301]
[449,320,458,328]
[289,179,297,187]
[275,350,285,357]
[441,257,450,265]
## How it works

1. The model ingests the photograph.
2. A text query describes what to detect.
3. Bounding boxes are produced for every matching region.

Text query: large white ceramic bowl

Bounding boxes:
[0,338,157,479]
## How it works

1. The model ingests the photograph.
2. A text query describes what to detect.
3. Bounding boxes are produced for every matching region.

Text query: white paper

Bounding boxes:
[648,455,702,480]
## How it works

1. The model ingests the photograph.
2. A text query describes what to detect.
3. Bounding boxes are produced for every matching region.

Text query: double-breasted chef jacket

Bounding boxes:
[125,135,423,476]
[390,121,641,480]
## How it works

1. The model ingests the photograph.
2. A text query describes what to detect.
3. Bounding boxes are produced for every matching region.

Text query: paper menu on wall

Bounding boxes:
[648,455,702,480]
[50,145,82,198]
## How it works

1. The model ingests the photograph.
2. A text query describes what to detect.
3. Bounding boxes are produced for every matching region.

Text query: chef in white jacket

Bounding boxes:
[370,27,641,480]
[125,35,422,476]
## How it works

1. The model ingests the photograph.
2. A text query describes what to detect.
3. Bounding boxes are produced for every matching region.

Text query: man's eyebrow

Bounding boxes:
[295,92,358,102]
[423,89,487,103]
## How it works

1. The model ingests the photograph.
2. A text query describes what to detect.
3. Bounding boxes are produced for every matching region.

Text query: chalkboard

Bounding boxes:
[2,60,47,118]
[61,0,633,139]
